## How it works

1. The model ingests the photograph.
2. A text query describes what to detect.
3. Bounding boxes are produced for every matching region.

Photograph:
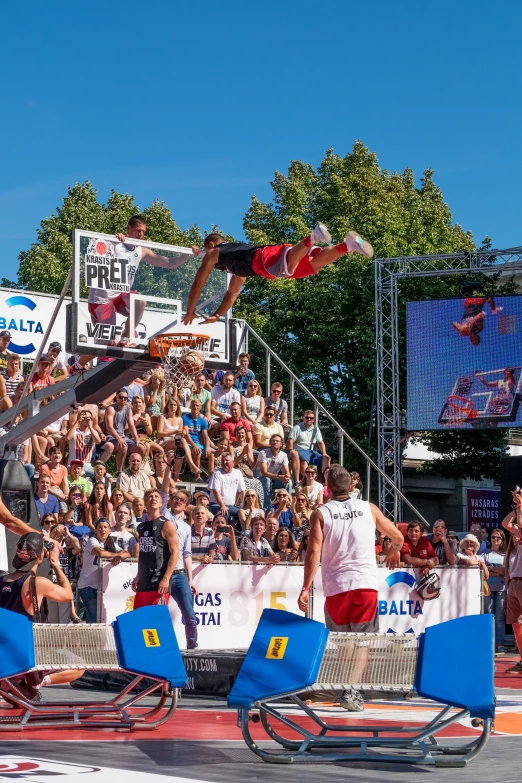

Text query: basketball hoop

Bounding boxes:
[444,395,477,427]
[149,333,210,389]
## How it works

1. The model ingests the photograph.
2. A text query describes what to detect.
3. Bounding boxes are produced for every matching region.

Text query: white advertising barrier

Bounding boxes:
[0,286,230,363]
[313,566,483,634]
[100,562,483,649]
[101,561,305,649]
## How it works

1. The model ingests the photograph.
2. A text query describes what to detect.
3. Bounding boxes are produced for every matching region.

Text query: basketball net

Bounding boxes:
[149,333,210,390]
[445,395,477,428]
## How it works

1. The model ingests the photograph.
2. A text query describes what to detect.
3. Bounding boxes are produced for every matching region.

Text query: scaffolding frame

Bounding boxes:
[375,244,522,520]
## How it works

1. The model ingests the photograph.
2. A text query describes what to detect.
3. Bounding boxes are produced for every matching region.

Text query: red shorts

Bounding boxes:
[88,292,132,323]
[325,588,378,631]
[251,246,321,280]
[133,590,170,609]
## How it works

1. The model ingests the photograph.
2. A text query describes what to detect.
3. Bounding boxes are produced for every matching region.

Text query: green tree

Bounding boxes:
[14,182,226,309]
[237,142,506,478]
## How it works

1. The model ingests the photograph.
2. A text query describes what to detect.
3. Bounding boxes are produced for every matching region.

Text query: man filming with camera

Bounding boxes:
[0,532,85,702]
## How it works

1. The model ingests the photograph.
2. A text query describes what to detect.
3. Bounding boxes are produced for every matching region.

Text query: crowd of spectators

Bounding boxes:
[0,340,517,651]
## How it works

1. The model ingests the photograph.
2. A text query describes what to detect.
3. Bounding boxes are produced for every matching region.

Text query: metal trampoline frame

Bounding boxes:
[0,622,178,731]
[238,695,492,767]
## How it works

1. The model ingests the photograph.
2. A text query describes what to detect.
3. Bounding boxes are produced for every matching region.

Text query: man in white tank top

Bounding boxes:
[298,465,403,710]
[87,215,195,344]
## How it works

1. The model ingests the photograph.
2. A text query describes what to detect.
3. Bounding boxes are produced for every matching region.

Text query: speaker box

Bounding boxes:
[0,460,42,574]
[500,456,522,520]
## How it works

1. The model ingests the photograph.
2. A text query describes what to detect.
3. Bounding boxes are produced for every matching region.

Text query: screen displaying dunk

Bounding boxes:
[406,295,522,430]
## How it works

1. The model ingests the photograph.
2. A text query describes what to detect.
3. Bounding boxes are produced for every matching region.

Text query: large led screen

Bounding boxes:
[407,295,522,430]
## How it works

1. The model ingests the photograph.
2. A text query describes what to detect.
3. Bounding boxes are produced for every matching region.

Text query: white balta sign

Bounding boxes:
[101,563,482,648]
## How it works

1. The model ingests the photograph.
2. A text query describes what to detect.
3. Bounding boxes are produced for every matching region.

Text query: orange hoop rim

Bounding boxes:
[445,395,477,423]
[149,332,210,359]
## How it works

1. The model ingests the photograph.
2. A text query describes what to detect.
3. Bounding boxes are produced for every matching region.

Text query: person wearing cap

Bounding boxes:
[188,489,214,522]
[46,341,68,382]
[428,520,457,566]
[0,531,84,701]
[30,354,56,392]
[68,460,92,501]
[0,330,11,371]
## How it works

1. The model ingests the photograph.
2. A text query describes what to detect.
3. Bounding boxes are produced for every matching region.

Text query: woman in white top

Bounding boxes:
[456,534,489,578]
[78,518,130,623]
[484,528,507,653]
[238,489,265,531]
[300,465,324,507]
[241,380,265,424]
[156,398,184,448]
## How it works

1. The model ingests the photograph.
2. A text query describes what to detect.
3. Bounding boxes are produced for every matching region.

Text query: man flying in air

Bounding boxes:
[452,295,502,346]
[182,223,374,325]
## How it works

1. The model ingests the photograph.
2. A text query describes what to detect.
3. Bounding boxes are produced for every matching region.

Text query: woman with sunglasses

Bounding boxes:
[484,528,507,653]
[241,380,265,425]
[238,490,265,531]
[291,492,312,542]
[85,482,114,528]
[273,527,299,562]
[63,487,94,534]
[129,395,164,463]
[300,465,324,508]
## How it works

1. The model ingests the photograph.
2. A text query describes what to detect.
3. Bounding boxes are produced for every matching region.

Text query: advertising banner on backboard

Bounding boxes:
[70,229,231,362]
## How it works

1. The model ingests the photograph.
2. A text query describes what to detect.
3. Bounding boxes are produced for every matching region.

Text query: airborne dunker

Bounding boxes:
[182,222,374,326]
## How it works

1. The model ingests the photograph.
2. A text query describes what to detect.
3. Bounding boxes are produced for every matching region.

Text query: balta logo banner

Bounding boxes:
[0,294,47,356]
[379,571,421,633]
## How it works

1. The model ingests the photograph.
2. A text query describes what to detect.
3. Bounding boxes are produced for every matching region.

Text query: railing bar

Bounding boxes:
[243,321,427,525]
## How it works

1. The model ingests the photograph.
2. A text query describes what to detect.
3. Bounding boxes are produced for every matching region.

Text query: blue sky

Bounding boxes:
[2,0,522,281]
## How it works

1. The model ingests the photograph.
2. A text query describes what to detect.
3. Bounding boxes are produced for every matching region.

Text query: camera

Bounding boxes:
[43,541,53,554]
[216,525,229,533]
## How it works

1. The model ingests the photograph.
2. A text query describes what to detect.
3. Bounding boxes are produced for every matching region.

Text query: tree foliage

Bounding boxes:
[237,142,507,478]
[14,182,225,309]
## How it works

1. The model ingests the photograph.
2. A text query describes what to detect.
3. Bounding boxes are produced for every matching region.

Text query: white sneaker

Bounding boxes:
[344,230,374,259]
[339,687,364,712]
[310,222,332,244]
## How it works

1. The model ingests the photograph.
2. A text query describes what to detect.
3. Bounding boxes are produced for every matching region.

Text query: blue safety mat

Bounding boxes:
[228,609,329,709]
[113,606,187,689]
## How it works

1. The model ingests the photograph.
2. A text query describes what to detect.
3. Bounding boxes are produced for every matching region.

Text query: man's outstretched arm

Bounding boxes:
[182,250,220,325]
[141,247,195,269]
[200,274,246,325]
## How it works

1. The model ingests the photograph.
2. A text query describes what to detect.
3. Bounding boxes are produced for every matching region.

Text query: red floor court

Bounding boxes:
[0,655,519,743]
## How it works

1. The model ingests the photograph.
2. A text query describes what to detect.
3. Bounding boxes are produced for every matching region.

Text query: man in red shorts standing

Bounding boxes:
[298,464,403,711]
[182,223,374,325]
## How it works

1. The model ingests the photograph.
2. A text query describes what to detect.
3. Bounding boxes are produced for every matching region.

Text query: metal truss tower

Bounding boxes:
[375,245,522,520]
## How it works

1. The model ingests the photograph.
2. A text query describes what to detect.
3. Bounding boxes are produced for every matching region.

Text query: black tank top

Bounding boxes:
[0,573,34,621]
[136,516,170,591]
[214,242,260,277]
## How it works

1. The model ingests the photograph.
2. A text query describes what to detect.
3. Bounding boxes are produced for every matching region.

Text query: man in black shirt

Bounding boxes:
[132,488,180,608]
